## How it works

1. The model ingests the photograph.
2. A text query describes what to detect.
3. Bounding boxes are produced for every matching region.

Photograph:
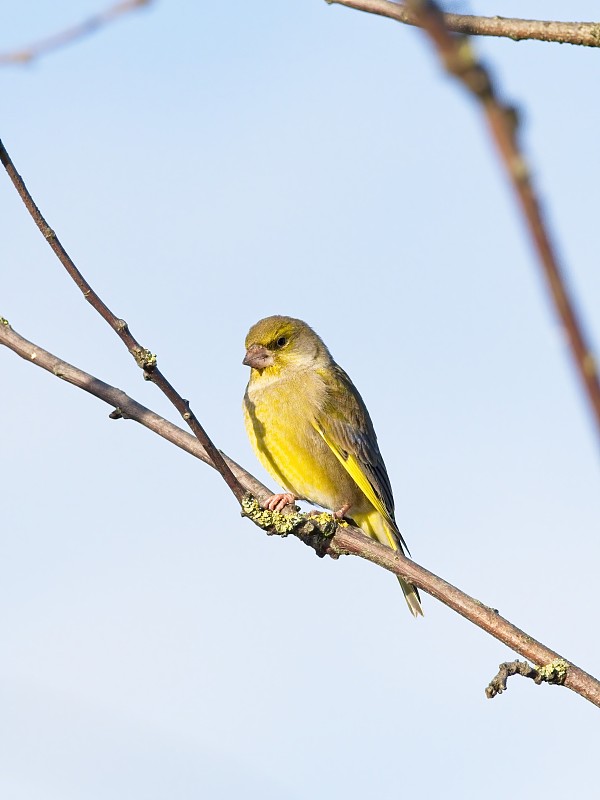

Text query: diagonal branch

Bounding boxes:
[326,1,600,48]
[0,137,244,502]
[2,317,600,709]
[330,0,600,444]
[0,0,153,66]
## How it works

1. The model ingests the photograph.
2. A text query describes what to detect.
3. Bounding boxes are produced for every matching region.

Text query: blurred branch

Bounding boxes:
[2,316,600,708]
[326,1,600,47]
[0,0,153,66]
[0,137,244,502]
[332,0,600,442]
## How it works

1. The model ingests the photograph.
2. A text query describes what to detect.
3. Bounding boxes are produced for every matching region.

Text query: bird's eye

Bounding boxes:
[275,336,288,348]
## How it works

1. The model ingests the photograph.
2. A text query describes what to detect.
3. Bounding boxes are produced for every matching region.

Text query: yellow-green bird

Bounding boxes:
[243,315,422,617]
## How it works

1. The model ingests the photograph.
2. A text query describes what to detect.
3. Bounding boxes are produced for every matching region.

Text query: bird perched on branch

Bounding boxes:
[242,315,422,617]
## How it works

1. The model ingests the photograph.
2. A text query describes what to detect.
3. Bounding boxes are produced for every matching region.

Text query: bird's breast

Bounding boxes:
[244,371,363,511]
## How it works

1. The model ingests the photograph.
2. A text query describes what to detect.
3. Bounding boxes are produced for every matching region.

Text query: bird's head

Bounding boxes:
[243,315,330,377]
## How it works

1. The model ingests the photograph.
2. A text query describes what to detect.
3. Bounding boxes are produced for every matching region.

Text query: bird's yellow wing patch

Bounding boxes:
[312,421,398,550]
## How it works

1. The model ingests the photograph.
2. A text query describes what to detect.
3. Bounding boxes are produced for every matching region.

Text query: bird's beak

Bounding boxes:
[243,343,274,370]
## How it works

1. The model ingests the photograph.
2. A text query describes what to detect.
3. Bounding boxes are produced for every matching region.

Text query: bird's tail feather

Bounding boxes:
[353,509,423,618]
[397,576,423,618]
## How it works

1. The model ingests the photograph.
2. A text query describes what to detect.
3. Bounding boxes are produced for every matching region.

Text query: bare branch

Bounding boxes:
[0,0,153,66]
[326,1,600,48]
[331,0,600,443]
[0,137,244,502]
[2,317,600,709]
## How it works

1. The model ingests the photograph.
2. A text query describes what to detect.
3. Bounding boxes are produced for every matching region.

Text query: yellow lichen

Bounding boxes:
[535,658,568,685]
[241,494,303,535]
[240,494,339,538]
[307,511,339,536]
[133,347,157,370]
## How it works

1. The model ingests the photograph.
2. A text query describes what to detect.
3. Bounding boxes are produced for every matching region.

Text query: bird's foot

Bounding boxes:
[263,492,297,512]
[334,503,351,519]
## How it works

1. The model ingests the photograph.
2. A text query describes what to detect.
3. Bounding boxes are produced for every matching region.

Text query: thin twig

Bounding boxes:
[2,317,600,709]
[0,0,153,66]
[0,138,244,502]
[326,1,600,48]
[331,0,600,442]
[486,658,568,699]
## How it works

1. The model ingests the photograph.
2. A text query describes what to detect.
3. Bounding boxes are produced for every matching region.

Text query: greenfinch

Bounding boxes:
[243,315,422,617]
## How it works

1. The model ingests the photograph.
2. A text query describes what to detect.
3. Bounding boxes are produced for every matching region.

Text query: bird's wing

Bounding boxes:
[312,364,410,554]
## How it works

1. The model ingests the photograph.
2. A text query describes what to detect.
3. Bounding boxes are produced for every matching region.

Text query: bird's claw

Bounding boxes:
[334,503,351,519]
[263,492,297,512]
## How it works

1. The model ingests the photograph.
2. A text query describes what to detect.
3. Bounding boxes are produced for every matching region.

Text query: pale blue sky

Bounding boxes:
[1,2,599,798]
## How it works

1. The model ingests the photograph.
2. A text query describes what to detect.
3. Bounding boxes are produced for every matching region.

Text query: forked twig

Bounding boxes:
[0,138,244,502]
[0,318,264,499]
